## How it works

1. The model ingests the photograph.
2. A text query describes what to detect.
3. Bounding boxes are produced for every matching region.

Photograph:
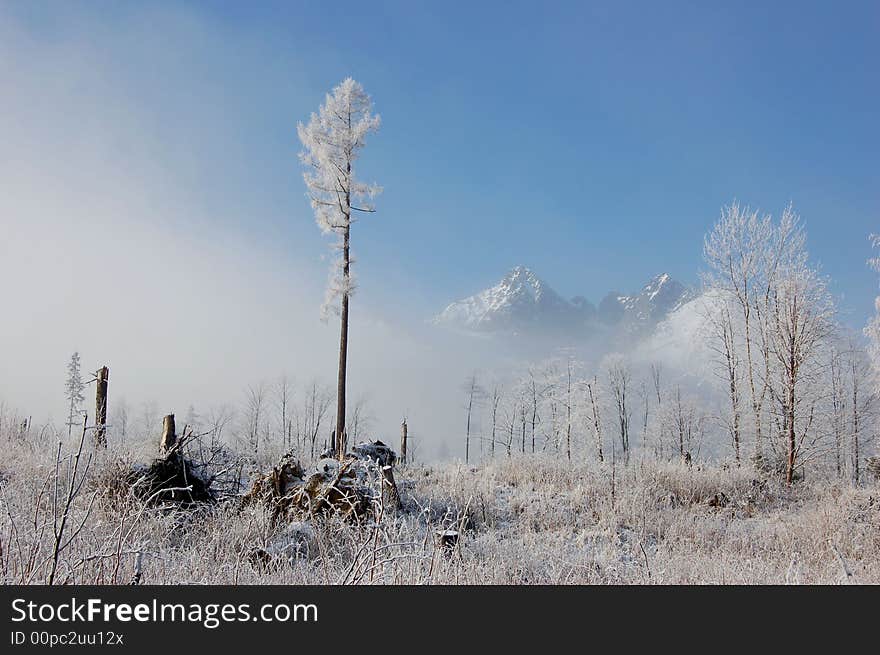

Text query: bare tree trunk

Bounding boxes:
[742,305,764,463]
[465,394,473,464]
[400,418,408,466]
[610,440,616,508]
[610,363,630,465]
[335,223,350,461]
[491,387,499,458]
[719,308,741,464]
[279,377,291,451]
[786,347,797,485]
[830,351,844,478]
[651,363,662,405]
[852,359,861,484]
[530,377,538,454]
[730,380,741,465]
[587,379,603,463]
[464,374,482,464]
[94,366,109,448]
[160,414,176,455]
[565,361,572,462]
[675,388,683,457]
[334,148,354,462]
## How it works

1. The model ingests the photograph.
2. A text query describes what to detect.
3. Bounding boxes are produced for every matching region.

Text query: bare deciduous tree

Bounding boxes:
[864,234,880,436]
[703,202,773,462]
[276,375,294,451]
[490,384,502,458]
[705,298,742,463]
[528,370,539,454]
[301,380,332,459]
[670,386,699,459]
[111,396,129,446]
[462,373,486,464]
[608,358,631,464]
[565,359,573,461]
[766,237,834,484]
[650,363,662,406]
[207,404,235,450]
[829,345,847,478]
[243,382,267,460]
[347,395,372,444]
[846,344,876,484]
[586,377,603,463]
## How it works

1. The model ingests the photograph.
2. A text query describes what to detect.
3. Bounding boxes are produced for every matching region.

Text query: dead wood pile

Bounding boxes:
[126,448,215,506]
[244,440,401,525]
[99,415,217,507]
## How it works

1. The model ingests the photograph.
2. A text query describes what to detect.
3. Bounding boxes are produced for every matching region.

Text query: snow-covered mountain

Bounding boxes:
[599,273,695,332]
[434,266,692,338]
[433,266,591,335]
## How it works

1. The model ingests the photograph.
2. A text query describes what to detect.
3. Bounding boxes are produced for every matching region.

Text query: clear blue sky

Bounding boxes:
[8,0,880,326]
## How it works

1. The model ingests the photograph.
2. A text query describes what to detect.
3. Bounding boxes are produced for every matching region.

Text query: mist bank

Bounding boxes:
[0,204,520,458]
[0,4,498,459]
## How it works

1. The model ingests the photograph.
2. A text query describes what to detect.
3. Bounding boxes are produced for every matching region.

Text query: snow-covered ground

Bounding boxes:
[2,430,875,585]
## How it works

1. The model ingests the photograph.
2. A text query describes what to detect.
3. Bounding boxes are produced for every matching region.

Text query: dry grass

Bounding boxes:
[1,430,877,585]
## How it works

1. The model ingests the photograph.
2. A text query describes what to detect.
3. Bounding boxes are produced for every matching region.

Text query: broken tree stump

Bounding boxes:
[160,414,177,455]
[94,366,109,447]
[126,413,213,505]
[400,418,408,466]
[381,464,402,510]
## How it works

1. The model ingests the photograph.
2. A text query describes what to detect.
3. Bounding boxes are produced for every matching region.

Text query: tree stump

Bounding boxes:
[94,366,109,447]
[381,464,401,510]
[400,419,408,466]
[160,414,177,456]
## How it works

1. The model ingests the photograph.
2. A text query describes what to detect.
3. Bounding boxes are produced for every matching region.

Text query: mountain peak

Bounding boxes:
[648,272,671,286]
[498,265,544,301]
[433,266,581,334]
[506,265,535,278]
[434,267,692,339]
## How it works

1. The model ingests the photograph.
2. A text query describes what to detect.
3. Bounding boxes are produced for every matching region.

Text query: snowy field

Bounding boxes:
[2,425,876,585]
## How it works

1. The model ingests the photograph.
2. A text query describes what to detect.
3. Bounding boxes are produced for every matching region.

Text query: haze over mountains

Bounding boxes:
[434,266,694,342]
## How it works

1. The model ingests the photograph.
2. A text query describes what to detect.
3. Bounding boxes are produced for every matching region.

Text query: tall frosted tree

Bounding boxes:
[298,78,381,459]
[64,352,85,437]
[866,235,880,386]
[766,237,834,484]
[703,203,773,463]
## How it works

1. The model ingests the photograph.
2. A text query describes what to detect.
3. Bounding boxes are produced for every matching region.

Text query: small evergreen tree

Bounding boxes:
[64,352,85,437]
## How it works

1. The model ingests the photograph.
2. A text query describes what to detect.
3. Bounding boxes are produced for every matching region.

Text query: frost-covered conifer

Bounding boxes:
[298,78,380,458]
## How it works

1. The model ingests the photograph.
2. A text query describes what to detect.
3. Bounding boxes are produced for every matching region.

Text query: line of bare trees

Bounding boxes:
[100,376,376,465]
[461,355,713,469]
[233,378,375,462]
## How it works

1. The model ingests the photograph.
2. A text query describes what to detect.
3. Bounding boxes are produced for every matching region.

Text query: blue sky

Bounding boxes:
[6,0,880,326]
